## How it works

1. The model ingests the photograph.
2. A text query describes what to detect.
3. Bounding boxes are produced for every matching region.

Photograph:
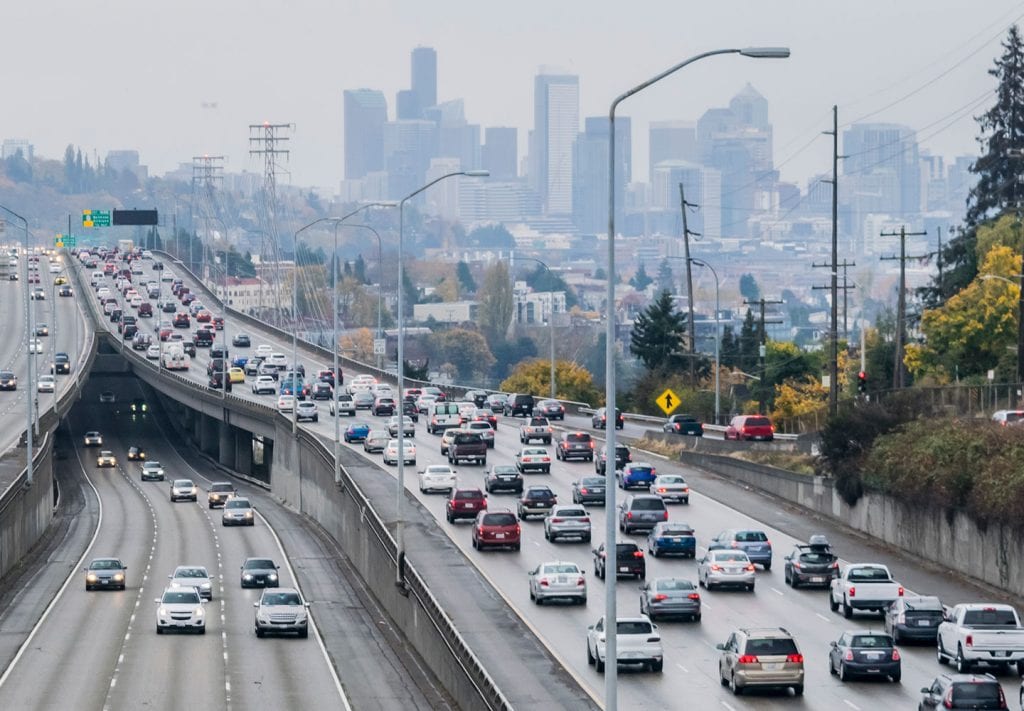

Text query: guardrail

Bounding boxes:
[0,430,51,515]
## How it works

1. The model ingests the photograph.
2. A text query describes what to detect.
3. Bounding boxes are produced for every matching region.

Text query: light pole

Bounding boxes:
[691,258,721,424]
[1,205,33,486]
[513,256,558,399]
[604,46,788,709]
[396,169,488,588]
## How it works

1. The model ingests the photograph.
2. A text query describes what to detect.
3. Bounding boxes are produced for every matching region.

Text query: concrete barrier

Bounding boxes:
[0,432,54,582]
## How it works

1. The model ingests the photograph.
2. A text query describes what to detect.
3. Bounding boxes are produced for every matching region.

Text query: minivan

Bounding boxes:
[427,402,462,434]
[618,494,668,534]
[503,393,535,417]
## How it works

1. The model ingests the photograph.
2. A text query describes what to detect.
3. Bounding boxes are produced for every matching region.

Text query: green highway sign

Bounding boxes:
[55,235,76,247]
[82,209,111,228]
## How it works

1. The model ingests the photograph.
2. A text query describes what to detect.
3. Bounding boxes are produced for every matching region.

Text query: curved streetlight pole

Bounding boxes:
[604,46,789,709]
[512,256,558,399]
[0,205,33,486]
[396,169,488,589]
[690,258,721,424]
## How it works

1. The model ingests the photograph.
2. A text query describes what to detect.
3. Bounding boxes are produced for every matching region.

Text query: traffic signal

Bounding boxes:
[857,371,867,394]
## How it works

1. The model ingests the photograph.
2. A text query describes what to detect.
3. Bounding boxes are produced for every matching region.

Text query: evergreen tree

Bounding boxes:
[655,259,675,294]
[353,254,367,283]
[593,267,607,280]
[738,309,759,373]
[720,325,738,368]
[739,273,761,302]
[63,145,76,193]
[629,262,653,291]
[456,261,477,294]
[629,290,686,372]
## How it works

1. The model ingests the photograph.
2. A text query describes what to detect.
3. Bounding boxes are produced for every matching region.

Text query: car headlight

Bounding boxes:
[190,486,197,494]
[244,511,253,518]
[194,607,204,616]
[243,574,253,580]
[158,606,168,616]
[113,573,124,581]
[200,582,211,589]
[267,573,277,580]
[86,573,98,582]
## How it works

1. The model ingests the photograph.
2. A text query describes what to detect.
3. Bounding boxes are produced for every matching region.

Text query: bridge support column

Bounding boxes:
[218,420,235,469]
[199,414,218,456]
[234,429,253,476]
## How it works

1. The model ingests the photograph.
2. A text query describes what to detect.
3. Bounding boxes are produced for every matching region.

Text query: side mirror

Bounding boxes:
[587,625,594,631]
[829,641,837,648]
[304,602,311,608]
[715,643,726,651]
[920,688,930,694]
[167,574,173,579]
[253,602,259,608]
[154,598,161,603]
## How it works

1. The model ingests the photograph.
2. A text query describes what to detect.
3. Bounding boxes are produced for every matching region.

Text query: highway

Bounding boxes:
[80,253,1024,708]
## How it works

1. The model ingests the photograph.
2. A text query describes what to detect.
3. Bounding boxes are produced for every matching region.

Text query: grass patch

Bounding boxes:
[732,451,816,476]
[635,437,686,459]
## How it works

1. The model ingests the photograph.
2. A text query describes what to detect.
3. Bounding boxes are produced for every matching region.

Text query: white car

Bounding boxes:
[586,616,664,673]
[418,464,457,493]
[168,565,213,600]
[130,296,143,308]
[161,271,175,283]
[155,586,205,634]
[252,375,277,394]
[37,375,56,393]
[464,420,495,448]
[146,345,162,360]
[83,431,103,446]
[48,263,61,274]
[529,561,587,605]
[265,353,288,368]
[296,401,319,422]
[649,474,690,504]
[28,338,43,354]
[169,478,198,502]
[387,415,416,437]
[222,497,255,526]
[383,438,416,465]
[255,344,273,358]
[277,394,295,412]
[254,587,309,638]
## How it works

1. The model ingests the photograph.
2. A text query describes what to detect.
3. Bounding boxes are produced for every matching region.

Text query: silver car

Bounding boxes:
[254,587,310,638]
[543,504,592,543]
[639,577,701,622]
[528,561,587,605]
[649,474,690,504]
[84,557,127,591]
[155,587,206,634]
[698,549,756,591]
[169,478,197,502]
[387,415,416,437]
[363,430,390,453]
[222,497,255,526]
[464,420,496,448]
[140,461,165,481]
[83,431,103,446]
[168,565,213,600]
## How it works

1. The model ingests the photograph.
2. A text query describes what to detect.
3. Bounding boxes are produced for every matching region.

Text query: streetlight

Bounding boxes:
[690,258,721,424]
[512,256,558,399]
[0,204,34,486]
[604,46,788,709]
[396,169,488,589]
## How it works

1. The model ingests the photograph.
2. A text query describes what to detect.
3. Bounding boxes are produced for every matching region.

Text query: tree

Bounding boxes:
[427,329,496,383]
[629,262,653,291]
[656,259,675,294]
[456,261,477,294]
[295,241,326,266]
[468,224,514,249]
[339,327,374,362]
[500,359,601,404]
[629,290,686,372]
[402,269,421,317]
[593,267,607,280]
[740,273,761,302]
[524,264,578,309]
[434,274,460,303]
[922,26,1024,305]
[353,254,367,284]
[477,261,513,342]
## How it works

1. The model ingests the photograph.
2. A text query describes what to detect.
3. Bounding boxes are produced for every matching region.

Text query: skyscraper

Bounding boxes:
[396,47,437,120]
[843,123,920,217]
[532,69,579,215]
[649,121,697,182]
[573,116,631,234]
[383,119,438,199]
[483,127,518,180]
[344,89,388,179]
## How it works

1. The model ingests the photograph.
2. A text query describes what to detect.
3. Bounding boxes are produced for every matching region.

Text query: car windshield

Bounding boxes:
[616,621,653,635]
[713,552,749,562]
[424,466,453,474]
[175,568,207,578]
[173,480,192,487]
[659,526,693,536]
[263,592,301,606]
[850,635,891,648]
[558,508,586,517]
[527,488,553,497]
[90,560,121,570]
[581,477,605,486]
[952,683,1002,702]
[566,433,591,443]
[735,531,768,542]
[162,591,200,604]
[745,638,798,655]
[244,559,275,569]
[211,484,233,492]
[848,567,891,582]
[658,476,686,484]
[962,608,1019,626]
[654,579,695,591]
[799,551,834,564]
[542,564,579,574]
[225,499,251,509]
[454,490,482,500]
[523,448,546,456]
[491,466,517,475]
[454,434,481,444]
[629,498,664,511]
[484,513,516,526]
[615,544,640,555]
[745,417,771,426]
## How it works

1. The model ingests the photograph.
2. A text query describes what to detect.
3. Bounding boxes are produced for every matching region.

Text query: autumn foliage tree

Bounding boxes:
[500,359,601,404]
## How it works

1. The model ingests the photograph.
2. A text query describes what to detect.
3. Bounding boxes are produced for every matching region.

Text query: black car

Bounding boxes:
[193,329,213,347]
[58,284,73,297]
[592,542,645,580]
[663,414,703,436]
[310,382,332,401]
[466,389,489,409]
[484,464,523,495]
[503,393,535,417]
[596,444,632,475]
[884,595,944,643]
[556,431,594,461]
[121,324,138,339]
[918,674,1007,710]
[51,354,71,375]
[232,334,251,348]
[592,407,624,430]
[536,399,565,420]
[517,486,557,520]
[210,344,229,359]
[571,476,607,505]
[181,341,197,358]
[783,536,839,588]
[402,399,419,422]
[240,557,280,588]
[829,631,901,682]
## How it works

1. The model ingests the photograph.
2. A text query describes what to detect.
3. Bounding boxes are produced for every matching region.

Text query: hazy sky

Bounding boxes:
[3,0,1021,192]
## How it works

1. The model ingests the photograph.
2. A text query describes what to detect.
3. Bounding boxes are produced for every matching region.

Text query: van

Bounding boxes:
[427,402,463,434]
[161,349,190,371]
[90,270,104,285]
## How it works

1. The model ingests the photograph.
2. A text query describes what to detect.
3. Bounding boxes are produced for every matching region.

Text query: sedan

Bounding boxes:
[252,376,277,395]
[649,474,690,503]
[28,338,43,354]
[363,430,390,454]
[515,447,551,474]
[222,497,255,526]
[828,631,901,682]
[386,415,416,438]
[698,549,756,591]
[618,462,656,490]
[383,438,416,465]
[140,461,165,481]
[96,450,117,467]
[640,578,701,622]
[418,464,458,494]
[170,478,198,502]
[240,557,280,588]
[99,391,116,403]
[37,375,56,393]
[126,445,146,460]
[543,505,592,543]
[168,565,213,600]
[232,333,251,347]
[254,587,309,638]
[353,391,376,410]
[84,557,127,591]
[277,394,295,413]
[35,323,49,336]
[155,587,206,634]
[343,421,372,443]
[535,399,565,420]
[227,367,245,384]
[472,408,498,430]
[483,464,523,495]
[295,401,319,422]
[529,561,586,605]
[647,522,697,558]
[571,476,607,505]
[146,344,162,360]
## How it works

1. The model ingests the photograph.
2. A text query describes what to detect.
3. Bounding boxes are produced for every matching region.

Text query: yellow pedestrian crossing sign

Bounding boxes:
[656,388,680,415]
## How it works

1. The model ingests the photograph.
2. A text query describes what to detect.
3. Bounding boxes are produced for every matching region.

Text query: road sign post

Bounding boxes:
[655,388,680,416]
[373,338,386,355]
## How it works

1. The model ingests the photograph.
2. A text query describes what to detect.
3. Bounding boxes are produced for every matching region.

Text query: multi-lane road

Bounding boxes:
[77,253,1024,709]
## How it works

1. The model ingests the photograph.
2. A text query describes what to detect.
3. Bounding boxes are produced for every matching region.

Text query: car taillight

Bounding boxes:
[730,542,739,548]
[965,634,973,647]
[710,564,722,572]
[663,511,669,520]
[897,586,904,596]
[626,512,633,520]
[844,650,853,661]
[539,579,549,587]
[895,613,905,624]
[542,457,550,462]
[792,561,802,569]
[745,564,755,572]
[830,561,839,569]
[849,586,855,597]
[577,577,585,586]
[891,649,900,661]
[737,655,758,665]
[943,688,955,708]
[652,594,668,602]
[551,518,563,523]
[581,517,590,523]
[687,593,700,600]
[477,526,484,534]
[580,488,588,494]
[589,442,595,449]
[770,425,776,432]
[633,551,644,558]
[786,654,804,663]
[515,525,521,535]
[997,686,1006,707]
[657,487,667,493]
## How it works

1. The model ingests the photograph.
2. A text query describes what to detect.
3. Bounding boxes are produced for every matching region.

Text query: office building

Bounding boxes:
[573,116,631,234]
[384,119,438,199]
[344,89,388,179]
[532,69,579,215]
[649,121,697,182]
[843,122,920,217]
[483,127,518,180]
[1,139,33,161]
[651,160,722,238]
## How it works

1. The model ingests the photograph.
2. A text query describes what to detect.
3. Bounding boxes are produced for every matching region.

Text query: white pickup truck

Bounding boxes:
[829,563,904,618]
[937,603,1024,674]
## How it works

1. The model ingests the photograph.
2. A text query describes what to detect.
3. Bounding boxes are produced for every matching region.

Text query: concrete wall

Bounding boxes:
[0,434,54,582]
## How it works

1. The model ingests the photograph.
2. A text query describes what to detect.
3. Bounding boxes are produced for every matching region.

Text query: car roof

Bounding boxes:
[739,627,794,638]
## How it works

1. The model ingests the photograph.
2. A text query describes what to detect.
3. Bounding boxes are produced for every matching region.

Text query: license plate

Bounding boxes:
[619,566,630,573]
[462,503,472,508]
[917,619,931,627]
[669,537,682,542]
[641,514,655,521]
[864,653,882,660]
[557,576,567,584]
[811,576,825,583]
[495,533,505,539]
[763,663,782,671]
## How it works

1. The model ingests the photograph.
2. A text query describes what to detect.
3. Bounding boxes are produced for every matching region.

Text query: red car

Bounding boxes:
[159,325,173,341]
[471,509,521,551]
[212,316,224,330]
[725,415,775,441]
[472,408,498,430]
[173,312,191,328]
[445,488,487,523]
[195,309,212,322]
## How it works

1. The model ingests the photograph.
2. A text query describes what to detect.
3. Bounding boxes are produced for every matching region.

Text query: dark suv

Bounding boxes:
[918,673,1007,710]
[557,431,594,461]
[448,431,487,466]
[618,494,668,534]
[592,407,624,430]
[596,444,632,474]
[783,537,839,588]
[445,488,488,522]
[503,393,535,417]
[592,541,645,580]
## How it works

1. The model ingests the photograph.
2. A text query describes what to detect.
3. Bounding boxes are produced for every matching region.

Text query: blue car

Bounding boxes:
[618,462,657,490]
[709,528,773,569]
[231,356,249,368]
[343,421,371,443]
[647,522,697,558]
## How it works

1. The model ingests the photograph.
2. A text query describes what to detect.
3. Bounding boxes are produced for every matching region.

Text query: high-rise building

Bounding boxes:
[843,123,920,217]
[344,89,388,179]
[483,127,518,180]
[412,47,437,112]
[1,138,32,161]
[573,116,631,234]
[651,160,722,238]
[532,69,579,215]
[649,121,697,182]
[383,119,438,199]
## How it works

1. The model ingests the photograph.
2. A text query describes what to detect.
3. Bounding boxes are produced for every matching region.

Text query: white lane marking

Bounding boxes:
[675,663,688,673]
[771,587,784,596]
[720,702,737,711]
[844,701,861,710]
[816,613,832,623]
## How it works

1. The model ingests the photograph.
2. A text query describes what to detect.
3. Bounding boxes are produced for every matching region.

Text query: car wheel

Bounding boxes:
[955,645,971,673]
[829,594,839,612]
[891,627,900,644]
[298,628,308,638]
[729,673,742,695]
[890,672,901,684]
[763,562,771,571]
[256,627,265,638]
[471,537,478,550]
[693,613,701,622]
[792,685,803,697]
[156,626,163,634]
[838,663,849,682]
[650,660,663,673]
[936,640,947,664]
[843,599,853,619]
[595,657,604,673]
[512,542,520,551]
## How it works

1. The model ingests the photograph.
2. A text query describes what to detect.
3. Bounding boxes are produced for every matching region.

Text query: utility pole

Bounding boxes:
[678,183,701,385]
[880,226,927,389]
[818,105,844,418]
[744,297,784,414]
[191,155,224,282]
[249,122,292,325]
[813,258,856,411]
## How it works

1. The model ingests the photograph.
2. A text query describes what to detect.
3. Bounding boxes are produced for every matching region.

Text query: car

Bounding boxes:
[465,389,490,408]
[330,393,357,417]
[146,344,162,360]
[439,427,461,455]
[387,415,416,438]
[471,408,497,429]
[543,504,592,542]
[783,535,839,588]
[255,344,273,358]
[883,594,945,644]
[717,627,804,696]
[471,509,521,551]
[207,482,236,508]
[725,414,775,441]
[519,416,553,444]
[310,381,333,401]
[84,557,127,591]
[618,462,657,490]
[264,352,288,368]
[126,445,146,461]
[571,476,607,505]
[58,284,73,297]
[456,400,478,421]
[427,401,462,433]
[383,438,416,465]
[618,494,668,533]
[343,421,372,443]
[253,587,310,638]
[535,399,565,420]
[316,369,337,387]
[227,367,245,384]
[518,485,557,520]
[170,478,198,502]
[710,528,773,570]
[222,497,255,526]
[592,406,624,430]
[586,616,663,674]
[96,450,117,467]
[140,461,165,481]
[232,333,251,348]
[918,673,1008,710]
[353,391,376,410]
[529,561,587,605]
[649,474,690,503]
[296,401,319,422]
[8,272,16,281]
[448,430,487,465]
[647,522,697,558]
[418,464,458,494]
[464,420,496,448]
[132,332,153,351]
[252,375,277,394]
[698,549,756,591]
[240,557,280,588]
[0,371,17,390]
[99,391,116,403]
[445,487,487,522]
[556,432,595,462]
[414,394,437,414]
[484,464,523,494]
[244,357,264,376]
[173,312,191,328]
[503,393,535,417]
[596,443,631,475]
[515,446,551,474]
[402,400,419,422]
[422,385,445,402]
[30,287,45,300]
[155,587,206,634]
[363,430,390,453]
[485,393,507,413]
[35,323,49,336]
[828,631,901,682]
[640,577,701,622]
[277,394,295,413]
[37,375,56,393]
[168,565,213,600]
[992,409,1024,426]
[28,338,43,354]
